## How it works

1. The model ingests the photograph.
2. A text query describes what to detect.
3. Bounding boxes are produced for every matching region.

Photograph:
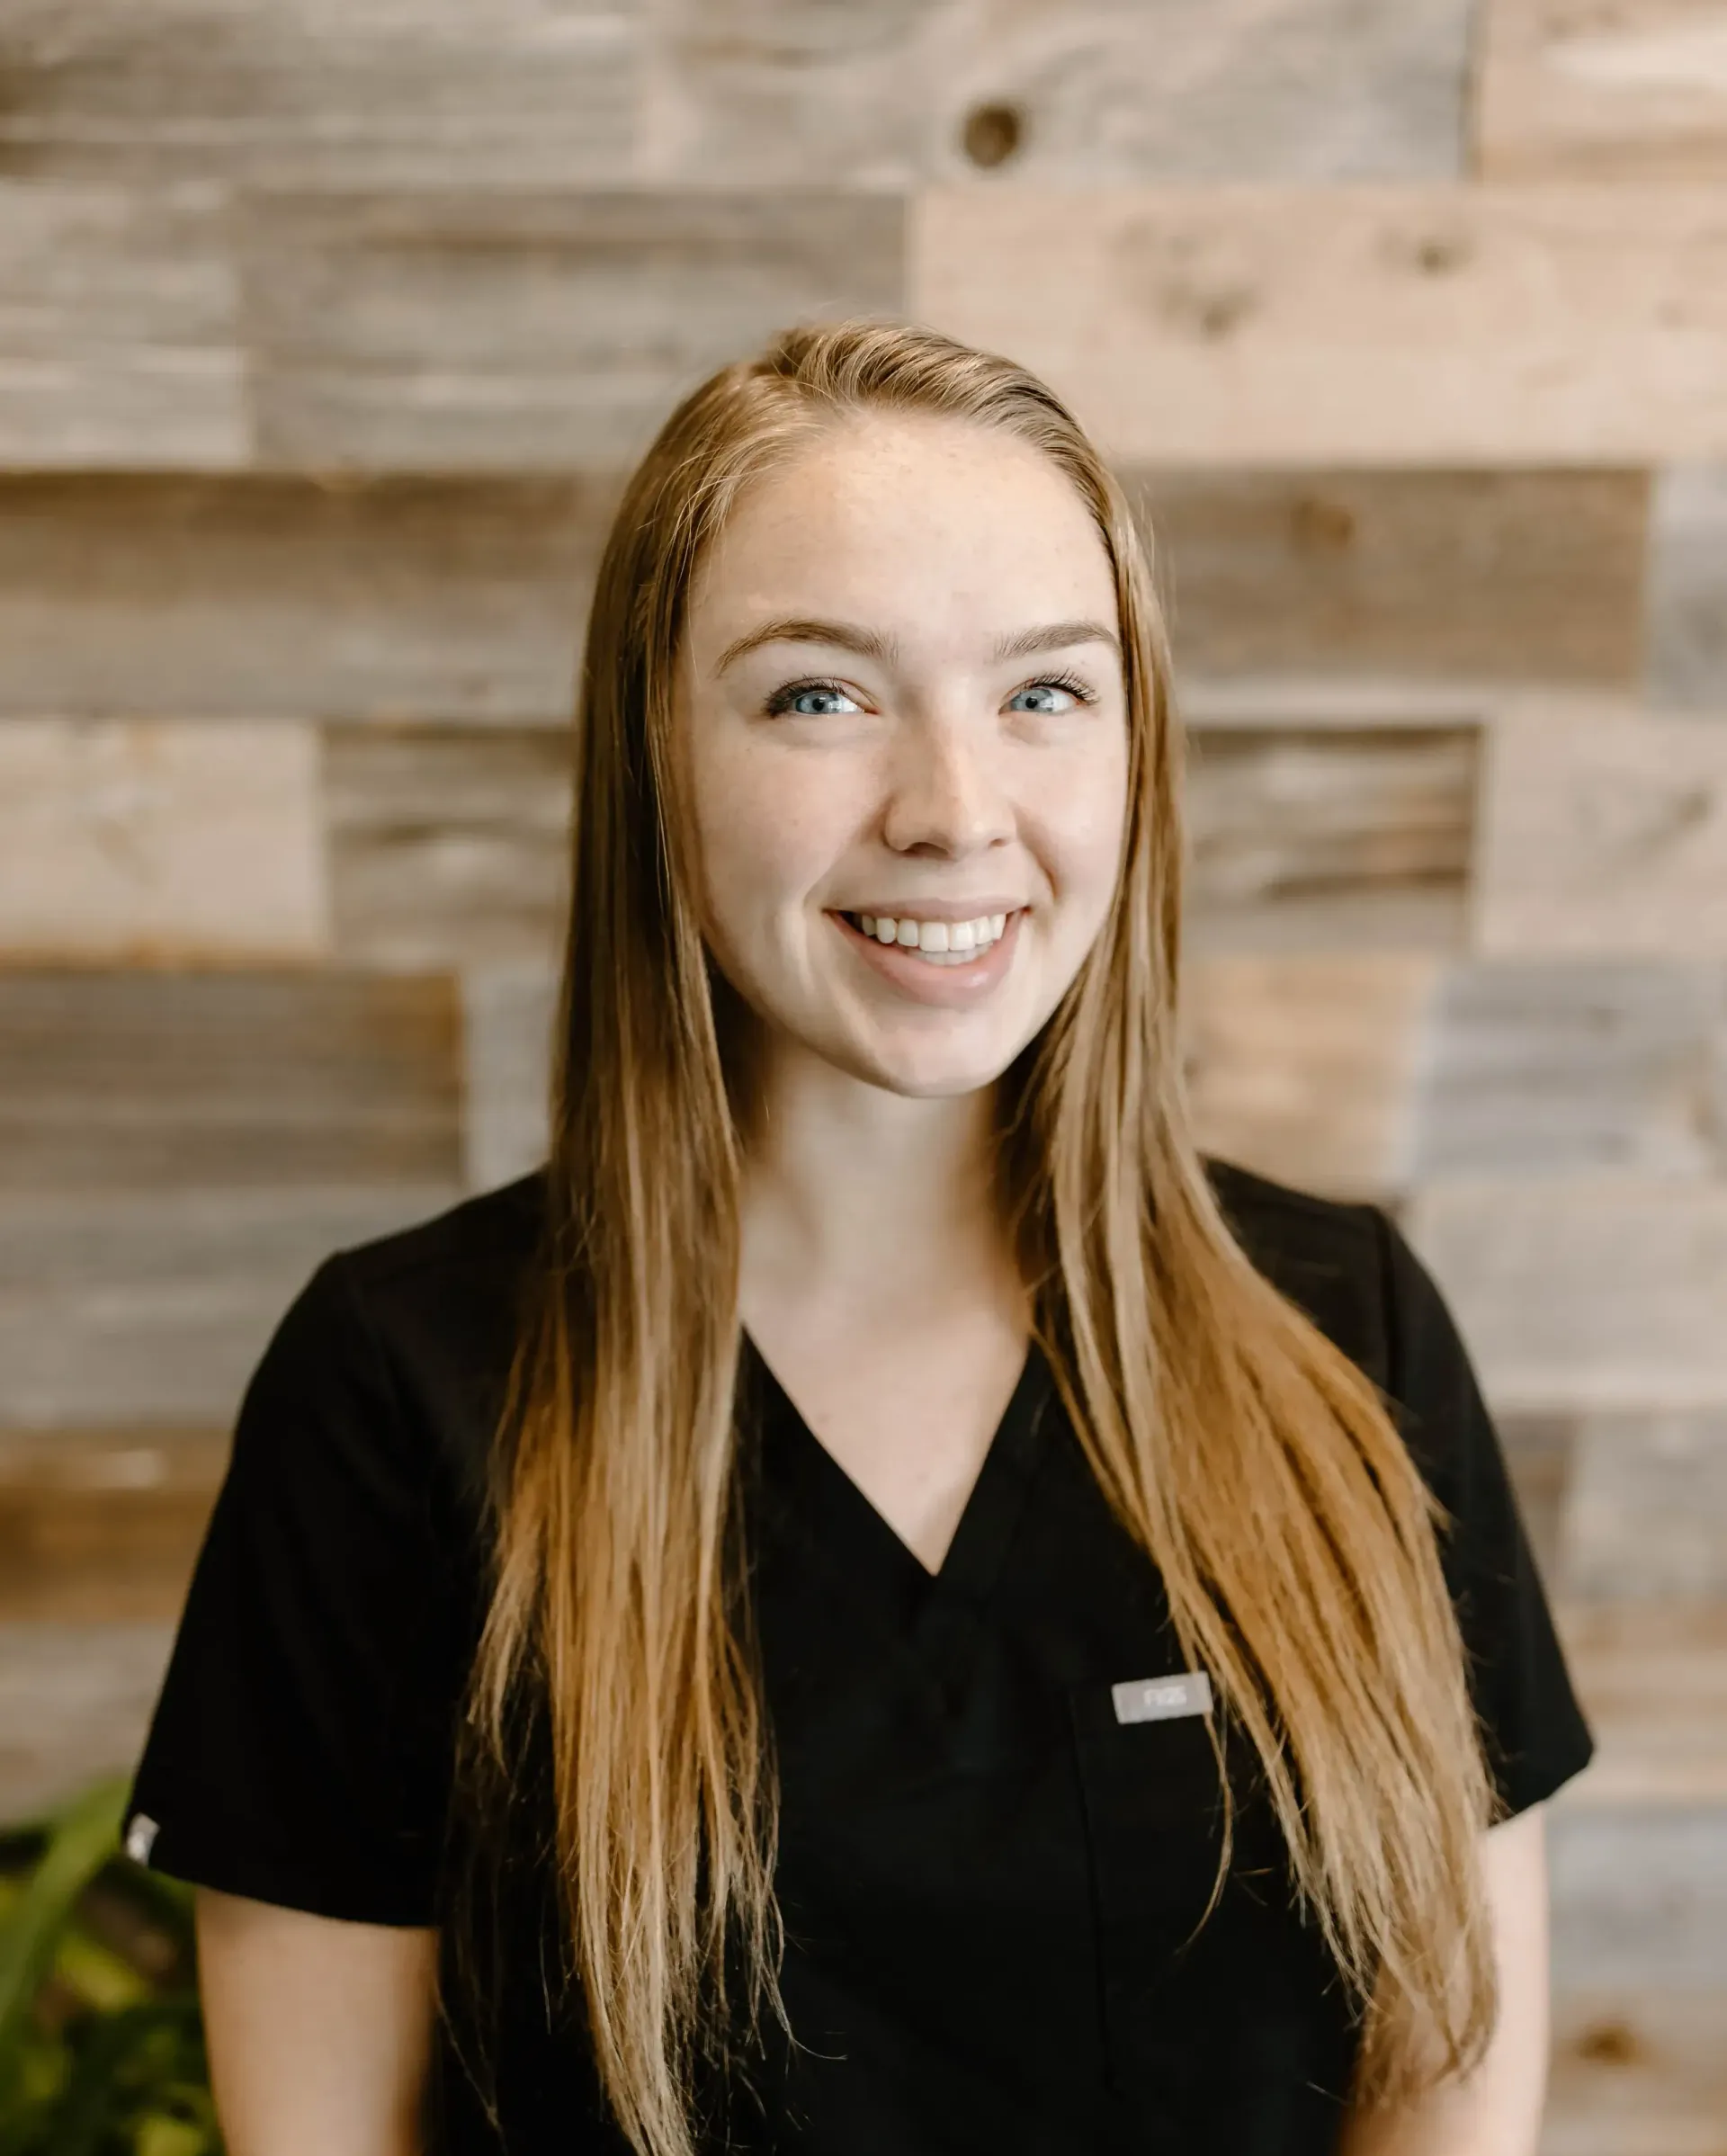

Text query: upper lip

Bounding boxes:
[834,899,1026,921]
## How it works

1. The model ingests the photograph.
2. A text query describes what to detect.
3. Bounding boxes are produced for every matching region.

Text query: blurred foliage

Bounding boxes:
[0,1780,219,2156]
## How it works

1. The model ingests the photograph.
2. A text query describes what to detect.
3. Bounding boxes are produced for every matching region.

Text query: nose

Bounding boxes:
[879,713,1016,861]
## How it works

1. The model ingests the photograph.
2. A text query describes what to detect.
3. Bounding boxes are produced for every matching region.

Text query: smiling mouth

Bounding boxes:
[837,908,1019,966]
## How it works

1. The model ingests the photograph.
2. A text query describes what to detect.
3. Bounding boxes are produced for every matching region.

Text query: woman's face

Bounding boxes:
[676,413,1132,1100]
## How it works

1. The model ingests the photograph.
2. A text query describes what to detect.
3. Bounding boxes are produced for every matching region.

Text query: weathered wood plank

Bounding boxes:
[1564,1415,1727,1605]
[1475,702,1727,956]
[462,964,558,1192]
[327,725,570,968]
[1141,469,1648,689]
[1411,962,1722,1178]
[1499,1412,1577,1588]
[1477,0,1727,181]
[1185,725,1477,952]
[0,971,462,1189]
[1183,955,1439,1200]
[644,0,1474,186]
[1558,1601,1727,1807]
[0,1185,461,1427]
[1644,464,1727,711]
[0,1622,174,1825]
[0,474,609,720]
[912,185,1727,464]
[0,0,640,187]
[1549,1803,1727,1987]
[0,180,243,468]
[1403,1179,1727,1415]
[0,1430,225,1624]
[0,719,327,963]
[241,190,905,470]
[1545,1990,1727,2156]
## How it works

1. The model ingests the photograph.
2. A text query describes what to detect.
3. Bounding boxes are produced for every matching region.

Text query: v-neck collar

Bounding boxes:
[738,1328,1057,1643]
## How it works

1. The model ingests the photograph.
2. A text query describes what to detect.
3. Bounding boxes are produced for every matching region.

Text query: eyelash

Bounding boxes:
[762,671,1099,717]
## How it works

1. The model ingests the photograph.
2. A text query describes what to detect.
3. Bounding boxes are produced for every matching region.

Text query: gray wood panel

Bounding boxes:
[1499,1412,1576,1588]
[0,717,328,963]
[1404,1179,1727,1415]
[645,0,1474,185]
[0,474,609,720]
[1184,955,1438,1200]
[913,184,1727,463]
[1565,1415,1727,1604]
[1559,1602,1727,1806]
[1546,1990,1727,2156]
[1478,0,1727,182]
[1139,470,1648,689]
[0,1185,461,1426]
[1411,962,1723,1178]
[0,180,243,468]
[1185,724,1478,952]
[0,1621,174,1824]
[0,1,640,187]
[0,1428,225,1624]
[327,726,571,968]
[1644,464,1727,712]
[462,964,558,1192]
[1476,702,1727,957]
[1550,1803,1727,1987]
[0,971,462,1188]
[241,190,906,470]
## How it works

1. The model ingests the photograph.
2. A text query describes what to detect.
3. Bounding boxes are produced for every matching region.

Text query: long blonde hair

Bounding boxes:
[468,319,1497,2155]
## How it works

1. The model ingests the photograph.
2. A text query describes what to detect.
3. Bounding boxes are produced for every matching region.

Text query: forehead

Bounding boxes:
[685,414,1118,652]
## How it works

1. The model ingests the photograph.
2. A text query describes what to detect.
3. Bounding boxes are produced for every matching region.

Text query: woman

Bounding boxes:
[127,319,1593,2156]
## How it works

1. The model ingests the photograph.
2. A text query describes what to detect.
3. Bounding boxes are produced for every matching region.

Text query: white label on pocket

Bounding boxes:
[1111,1670,1213,1724]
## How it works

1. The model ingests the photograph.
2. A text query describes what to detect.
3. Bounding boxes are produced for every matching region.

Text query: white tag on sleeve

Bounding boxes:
[123,1813,159,1865]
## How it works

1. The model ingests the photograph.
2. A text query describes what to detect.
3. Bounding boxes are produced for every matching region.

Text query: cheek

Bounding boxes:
[1029,736,1131,912]
[688,738,846,940]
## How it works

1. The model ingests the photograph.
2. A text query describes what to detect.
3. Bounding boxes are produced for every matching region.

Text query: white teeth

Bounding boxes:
[846,910,1013,962]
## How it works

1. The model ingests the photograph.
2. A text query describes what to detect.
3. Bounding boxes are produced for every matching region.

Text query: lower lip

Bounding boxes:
[829,909,1025,1006]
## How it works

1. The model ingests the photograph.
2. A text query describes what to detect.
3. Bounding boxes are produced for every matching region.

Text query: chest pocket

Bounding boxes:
[1066,1672,1244,2106]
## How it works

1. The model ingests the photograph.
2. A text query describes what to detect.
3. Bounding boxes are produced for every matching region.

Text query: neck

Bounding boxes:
[737,1040,1017,1320]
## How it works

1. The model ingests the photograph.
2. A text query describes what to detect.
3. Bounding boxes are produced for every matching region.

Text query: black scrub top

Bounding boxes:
[125,1160,1594,2155]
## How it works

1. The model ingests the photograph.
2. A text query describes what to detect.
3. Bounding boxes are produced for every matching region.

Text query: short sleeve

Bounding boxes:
[1375,1210,1595,1819]
[125,1254,460,1926]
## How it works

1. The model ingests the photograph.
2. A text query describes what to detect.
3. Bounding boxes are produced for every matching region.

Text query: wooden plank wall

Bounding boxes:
[1,3,1723,2141]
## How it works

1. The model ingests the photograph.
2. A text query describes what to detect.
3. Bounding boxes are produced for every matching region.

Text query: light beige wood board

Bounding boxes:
[0,971,461,1189]
[462,964,558,1193]
[912,185,1727,465]
[1499,1412,1576,1585]
[0,1429,226,1624]
[1545,1990,1727,2156]
[1549,1800,1727,1985]
[1410,962,1723,1178]
[1184,954,1440,1201]
[1475,701,1727,956]
[240,190,905,470]
[327,725,571,969]
[1404,1178,1727,1414]
[1644,464,1727,711]
[0,719,327,964]
[1563,1413,1727,1603]
[0,181,243,468]
[1139,469,1648,689]
[1558,1601,1727,1806]
[0,1621,174,1825]
[642,0,1474,186]
[0,475,607,721]
[1184,725,1476,953]
[0,1185,461,1427]
[0,0,640,187]
[1477,0,1727,180]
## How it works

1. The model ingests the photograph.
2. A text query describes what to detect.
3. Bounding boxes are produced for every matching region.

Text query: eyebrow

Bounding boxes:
[713,615,1121,674]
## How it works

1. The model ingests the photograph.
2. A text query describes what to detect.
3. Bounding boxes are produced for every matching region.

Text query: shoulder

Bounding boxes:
[1203,1157,1392,1392]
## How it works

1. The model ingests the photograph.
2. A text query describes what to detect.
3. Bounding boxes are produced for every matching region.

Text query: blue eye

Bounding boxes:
[1007,675,1093,715]
[766,680,862,718]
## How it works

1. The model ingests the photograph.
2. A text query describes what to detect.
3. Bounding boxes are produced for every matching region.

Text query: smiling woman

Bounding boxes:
[122,321,1591,2156]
